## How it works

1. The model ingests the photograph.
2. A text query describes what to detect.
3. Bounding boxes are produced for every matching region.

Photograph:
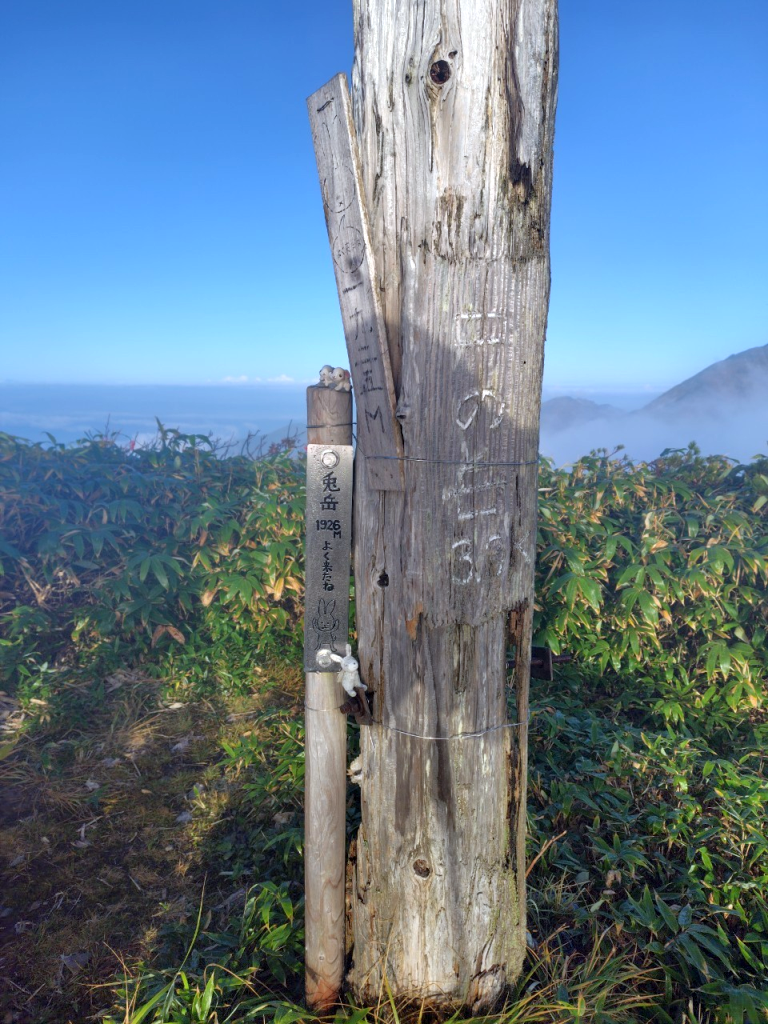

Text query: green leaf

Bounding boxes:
[628,629,641,659]
[676,932,712,978]
[578,577,602,612]
[151,557,169,589]
[637,589,658,625]
[195,972,215,1018]
[125,985,171,1024]
[654,894,680,935]
[616,564,642,589]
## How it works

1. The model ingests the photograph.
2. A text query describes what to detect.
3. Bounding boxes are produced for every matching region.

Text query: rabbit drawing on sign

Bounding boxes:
[312,598,340,649]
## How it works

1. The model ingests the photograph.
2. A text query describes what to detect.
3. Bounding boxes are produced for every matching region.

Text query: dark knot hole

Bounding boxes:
[429,60,452,85]
[413,859,431,878]
[377,572,389,588]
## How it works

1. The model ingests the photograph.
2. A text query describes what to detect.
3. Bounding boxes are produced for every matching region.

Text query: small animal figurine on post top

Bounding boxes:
[317,365,351,391]
[318,364,335,388]
[331,367,351,392]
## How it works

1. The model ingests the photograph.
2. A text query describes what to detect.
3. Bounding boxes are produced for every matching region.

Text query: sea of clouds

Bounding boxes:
[0,383,309,450]
[540,406,768,467]
[2,382,765,467]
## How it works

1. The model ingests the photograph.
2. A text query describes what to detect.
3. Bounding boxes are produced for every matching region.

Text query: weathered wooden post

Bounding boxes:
[307,0,557,1010]
[345,0,559,1012]
[303,382,353,1010]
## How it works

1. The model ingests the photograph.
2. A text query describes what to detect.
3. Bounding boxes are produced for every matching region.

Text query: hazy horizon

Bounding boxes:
[0,381,658,441]
[5,377,767,466]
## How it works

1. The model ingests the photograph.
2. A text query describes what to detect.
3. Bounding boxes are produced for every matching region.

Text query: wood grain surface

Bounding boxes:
[308,74,404,491]
[346,0,559,1011]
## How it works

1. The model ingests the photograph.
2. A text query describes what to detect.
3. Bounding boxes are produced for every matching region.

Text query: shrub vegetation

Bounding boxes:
[0,429,767,1023]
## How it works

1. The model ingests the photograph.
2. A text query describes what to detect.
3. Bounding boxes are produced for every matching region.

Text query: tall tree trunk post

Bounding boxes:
[348,0,558,1012]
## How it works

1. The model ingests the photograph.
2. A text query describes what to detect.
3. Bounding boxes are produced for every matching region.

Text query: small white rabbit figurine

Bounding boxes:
[331,367,352,392]
[338,643,364,696]
[318,365,334,387]
[317,643,365,697]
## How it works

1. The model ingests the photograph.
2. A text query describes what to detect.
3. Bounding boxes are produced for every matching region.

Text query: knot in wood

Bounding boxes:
[429,60,452,85]
[412,858,431,879]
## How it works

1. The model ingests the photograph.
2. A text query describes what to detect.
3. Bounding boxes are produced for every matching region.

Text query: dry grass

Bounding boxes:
[0,673,274,1024]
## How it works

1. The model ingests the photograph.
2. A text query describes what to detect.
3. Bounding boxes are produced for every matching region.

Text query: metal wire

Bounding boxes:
[361,452,539,468]
[304,703,525,740]
[348,431,539,468]
[377,720,525,740]
[306,423,356,429]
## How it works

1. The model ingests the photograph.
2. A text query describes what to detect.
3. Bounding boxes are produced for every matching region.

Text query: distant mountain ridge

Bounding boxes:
[540,395,623,433]
[640,344,768,419]
[541,344,768,433]
[539,343,768,464]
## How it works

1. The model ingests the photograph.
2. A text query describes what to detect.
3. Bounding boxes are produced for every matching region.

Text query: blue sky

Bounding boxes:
[1,0,766,392]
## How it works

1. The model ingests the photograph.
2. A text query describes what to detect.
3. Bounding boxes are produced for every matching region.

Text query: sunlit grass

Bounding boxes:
[1,433,768,1022]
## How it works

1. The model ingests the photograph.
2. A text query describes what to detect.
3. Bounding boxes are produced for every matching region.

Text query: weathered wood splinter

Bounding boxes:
[307,74,404,492]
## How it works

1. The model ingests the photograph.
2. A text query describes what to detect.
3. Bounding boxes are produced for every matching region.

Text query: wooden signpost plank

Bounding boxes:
[303,440,353,671]
[303,385,353,1011]
[307,73,404,491]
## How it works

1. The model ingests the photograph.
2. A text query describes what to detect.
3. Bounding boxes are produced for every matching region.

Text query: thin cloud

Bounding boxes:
[541,406,768,467]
